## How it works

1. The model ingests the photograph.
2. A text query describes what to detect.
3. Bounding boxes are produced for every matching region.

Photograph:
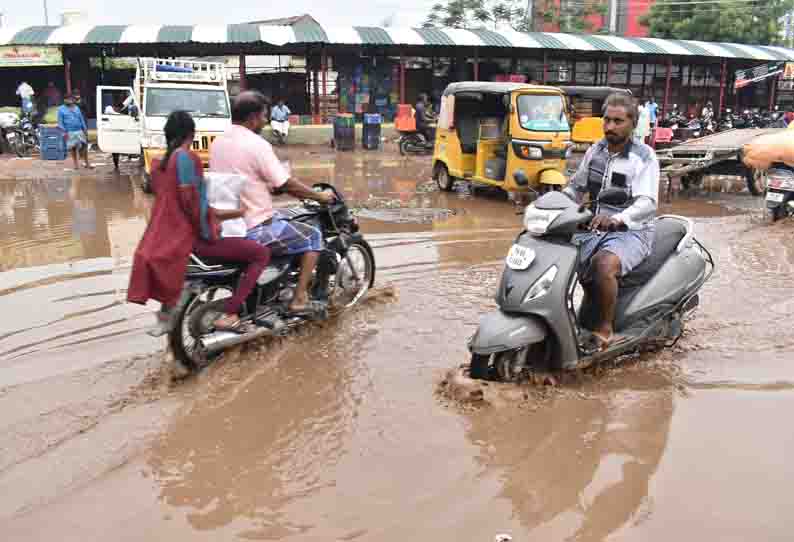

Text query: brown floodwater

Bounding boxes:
[2,148,794,541]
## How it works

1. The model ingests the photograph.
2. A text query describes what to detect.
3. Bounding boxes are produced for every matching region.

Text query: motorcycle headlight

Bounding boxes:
[523,265,558,303]
[523,205,563,236]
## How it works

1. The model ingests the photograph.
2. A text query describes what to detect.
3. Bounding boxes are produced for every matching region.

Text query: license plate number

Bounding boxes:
[506,244,535,270]
[766,191,785,203]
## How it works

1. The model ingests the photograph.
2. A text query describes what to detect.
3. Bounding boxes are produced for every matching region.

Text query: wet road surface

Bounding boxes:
[2,149,794,541]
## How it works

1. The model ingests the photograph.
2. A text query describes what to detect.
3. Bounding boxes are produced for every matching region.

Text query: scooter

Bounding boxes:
[398,124,436,156]
[468,172,714,380]
[764,164,794,221]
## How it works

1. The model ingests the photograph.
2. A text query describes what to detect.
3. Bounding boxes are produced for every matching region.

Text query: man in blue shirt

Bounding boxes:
[270,99,291,144]
[57,94,92,170]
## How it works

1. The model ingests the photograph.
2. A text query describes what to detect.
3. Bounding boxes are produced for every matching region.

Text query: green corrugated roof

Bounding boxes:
[630,38,668,55]
[468,28,512,47]
[157,26,194,43]
[354,27,393,45]
[529,33,566,49]
[11,26,58,45]
[579,35,621,52]
[669,40,711,56]
[414,27,455,46]
[292,20,328,43]
[227,24,261,43]
[84,26,128,44]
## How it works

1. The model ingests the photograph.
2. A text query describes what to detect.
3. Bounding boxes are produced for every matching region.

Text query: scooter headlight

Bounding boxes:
[523,205,563,236]
[523,265,558,303]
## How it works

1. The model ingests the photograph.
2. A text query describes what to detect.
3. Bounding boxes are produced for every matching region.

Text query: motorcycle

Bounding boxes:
[398,125,435,156]
[4,111,40,157]
[467,173,714,380]
[763,164,794,221]
[167,183,376,370]
[717,109,734,132]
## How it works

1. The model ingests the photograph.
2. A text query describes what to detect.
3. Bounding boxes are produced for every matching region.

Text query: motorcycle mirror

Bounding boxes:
[597,187,629,206]
[513,170,529,187]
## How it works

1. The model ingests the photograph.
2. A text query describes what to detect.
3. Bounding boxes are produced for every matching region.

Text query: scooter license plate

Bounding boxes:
[506,244,536,270]
[766,191,785,203]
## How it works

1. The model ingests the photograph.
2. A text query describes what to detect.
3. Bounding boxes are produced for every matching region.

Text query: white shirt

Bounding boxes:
[16,83,34,99]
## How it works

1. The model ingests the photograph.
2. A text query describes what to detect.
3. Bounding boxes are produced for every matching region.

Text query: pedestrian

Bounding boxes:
[127,110,272,336]
[57,94,93,170]
[785,111,794,127]
[16,81,35,115]
[43,82,62,108]
[635,101,651,144]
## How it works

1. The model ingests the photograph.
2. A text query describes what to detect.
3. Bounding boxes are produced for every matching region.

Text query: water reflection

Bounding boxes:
[146,316,371,536]
[466,387,673,541]
[0,175,147,272]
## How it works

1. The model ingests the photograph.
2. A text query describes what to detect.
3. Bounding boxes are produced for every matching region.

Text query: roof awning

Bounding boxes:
[0,23,791,62]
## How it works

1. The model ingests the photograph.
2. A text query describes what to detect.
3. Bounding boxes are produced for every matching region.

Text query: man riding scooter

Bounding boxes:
[415,93,436,148]
[564,93,660,351]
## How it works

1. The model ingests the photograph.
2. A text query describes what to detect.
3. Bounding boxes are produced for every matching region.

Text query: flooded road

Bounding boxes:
[2,149,794,541]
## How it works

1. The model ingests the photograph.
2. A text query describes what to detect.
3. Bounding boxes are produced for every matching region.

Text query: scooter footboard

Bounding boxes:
[469,311,547,356]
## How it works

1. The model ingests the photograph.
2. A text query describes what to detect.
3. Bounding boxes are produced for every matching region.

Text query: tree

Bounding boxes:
[640,0,794,45]
[537,0,609,33]
[423,0,533,32]
[424,0,608,32]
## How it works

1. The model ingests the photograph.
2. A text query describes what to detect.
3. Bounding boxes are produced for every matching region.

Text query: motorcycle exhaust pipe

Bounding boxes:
[199,326,273,354]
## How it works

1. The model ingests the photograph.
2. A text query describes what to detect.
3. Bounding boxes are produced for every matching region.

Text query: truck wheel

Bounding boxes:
[771,206,786,222]
[746,168,767,196]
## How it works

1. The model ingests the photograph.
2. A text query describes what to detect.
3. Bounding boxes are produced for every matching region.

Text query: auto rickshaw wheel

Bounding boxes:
[436,164,456,192]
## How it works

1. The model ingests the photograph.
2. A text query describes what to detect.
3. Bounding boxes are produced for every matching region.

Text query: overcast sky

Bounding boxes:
[0,1,430,28]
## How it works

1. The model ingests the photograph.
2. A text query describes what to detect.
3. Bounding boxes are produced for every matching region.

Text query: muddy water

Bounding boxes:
[2,150,794,541]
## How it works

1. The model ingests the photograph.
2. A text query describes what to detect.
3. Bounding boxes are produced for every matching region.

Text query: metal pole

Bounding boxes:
[641,63,647,97]
[43,0,49,25]
[543,52,548,84]
[663,57,672,118]
[770,74,778,110]
[473,48,479,81]
[718,59,727,114]
[238,54,246,91]
[399,52,406,104]
[606,55,613,86]
[64,58,72,96]
[321,48,327,102]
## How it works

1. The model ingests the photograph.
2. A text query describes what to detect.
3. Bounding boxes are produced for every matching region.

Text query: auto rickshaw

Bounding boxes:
[559,86,633,146]
[431,82,572,193]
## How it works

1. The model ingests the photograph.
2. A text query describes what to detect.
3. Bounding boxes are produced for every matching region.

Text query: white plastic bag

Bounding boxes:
[204,172,247,238]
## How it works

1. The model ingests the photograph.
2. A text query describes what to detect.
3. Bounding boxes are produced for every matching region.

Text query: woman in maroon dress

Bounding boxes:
[127,111,270,336]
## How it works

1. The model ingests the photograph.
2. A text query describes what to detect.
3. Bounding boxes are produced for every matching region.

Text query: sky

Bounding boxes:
[0,0,430,28]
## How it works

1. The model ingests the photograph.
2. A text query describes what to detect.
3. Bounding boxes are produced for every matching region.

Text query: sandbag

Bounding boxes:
[742,130,794,170]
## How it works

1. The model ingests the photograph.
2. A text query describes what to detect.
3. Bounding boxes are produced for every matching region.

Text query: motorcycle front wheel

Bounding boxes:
[328,239,376,314]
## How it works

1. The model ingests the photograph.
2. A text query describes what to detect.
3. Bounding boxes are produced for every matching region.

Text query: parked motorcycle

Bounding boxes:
[398,126,435,156]
[467,174,714,380]
[764,164,794,221]
[717,109,734,132]
[168,183,376,370]
[3,111,40,157]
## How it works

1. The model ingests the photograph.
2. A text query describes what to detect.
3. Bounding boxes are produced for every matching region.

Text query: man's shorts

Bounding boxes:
[576,227,655,280]
[66,130,87,150]
[245,211,323,257]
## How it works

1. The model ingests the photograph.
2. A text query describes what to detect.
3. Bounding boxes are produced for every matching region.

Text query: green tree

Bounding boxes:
[640,0,794,45]
[423,0,532,31]
[537,0,609,33]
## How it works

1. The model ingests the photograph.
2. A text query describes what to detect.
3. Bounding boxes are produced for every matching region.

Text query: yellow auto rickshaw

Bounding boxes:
[559,86,633,147]
[431,82,572,193]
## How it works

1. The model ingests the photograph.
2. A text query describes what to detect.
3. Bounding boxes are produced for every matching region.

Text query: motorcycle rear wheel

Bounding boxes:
[168,286,231,371]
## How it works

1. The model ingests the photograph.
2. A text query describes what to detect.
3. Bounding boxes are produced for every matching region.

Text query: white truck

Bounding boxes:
[96,57,231,176]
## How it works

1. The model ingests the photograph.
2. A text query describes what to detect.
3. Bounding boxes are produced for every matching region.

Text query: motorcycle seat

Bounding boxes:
[620,218,687,289]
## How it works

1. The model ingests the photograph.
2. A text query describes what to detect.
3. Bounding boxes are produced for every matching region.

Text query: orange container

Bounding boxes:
[312,114,323,125]
[395,104,416,132]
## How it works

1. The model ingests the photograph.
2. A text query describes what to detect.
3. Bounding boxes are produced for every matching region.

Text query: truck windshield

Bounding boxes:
[145,88,229,118]
[517,94,569,132]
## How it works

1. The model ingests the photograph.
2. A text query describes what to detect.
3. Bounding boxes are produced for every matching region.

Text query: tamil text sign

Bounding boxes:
[0,46,62,67]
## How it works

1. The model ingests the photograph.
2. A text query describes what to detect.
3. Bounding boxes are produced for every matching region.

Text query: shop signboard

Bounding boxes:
[0,46,63,67]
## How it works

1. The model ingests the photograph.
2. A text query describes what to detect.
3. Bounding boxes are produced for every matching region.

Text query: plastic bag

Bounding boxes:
[742,130,794,170]
[204,172,247,238]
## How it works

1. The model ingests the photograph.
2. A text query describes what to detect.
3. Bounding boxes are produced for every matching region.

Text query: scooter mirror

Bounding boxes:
[598,187,629,206]
[514,170,529,186]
